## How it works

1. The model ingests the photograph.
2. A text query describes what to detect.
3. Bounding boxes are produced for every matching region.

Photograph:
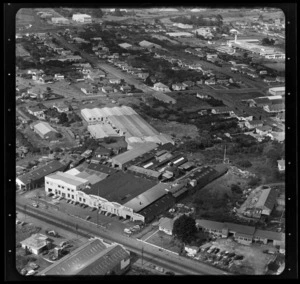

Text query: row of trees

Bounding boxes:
[170,14,223,27]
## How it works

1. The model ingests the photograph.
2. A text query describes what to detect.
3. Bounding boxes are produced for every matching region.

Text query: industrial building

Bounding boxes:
[196,219,285,248]
[110,142,158,169]
[32,121,58,140]
[88,124,118,139]
[16,160,67,191]
[45,170,156,222]
[38,238,131,275]
[72,13,92,23]
[269,86,285,96]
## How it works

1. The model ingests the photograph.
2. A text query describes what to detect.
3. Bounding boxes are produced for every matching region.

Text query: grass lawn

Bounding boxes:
[146,231,181,254]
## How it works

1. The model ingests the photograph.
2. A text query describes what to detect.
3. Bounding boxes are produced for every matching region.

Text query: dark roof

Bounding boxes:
[270,99,284,105]
[17,161,66,185]
[138,194,174,222]
[84,171,156,204]
[87,164,118,175]
[224,222,256,236]
[255,188,278,210]
[253,229,284,241]
[128,165,161,178]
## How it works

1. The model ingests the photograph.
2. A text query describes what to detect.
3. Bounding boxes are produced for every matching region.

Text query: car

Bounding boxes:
[234,255,244,260]
[52,195,58,199]
[155,266,164,273]
[59,241,69,248]
[46,230,58,237]
[16,219,21,225]
[29,262,39,270]
[165,271,175,275]
[26,269,37,276]
[86,215,91,220]
[66,200,71,203]
[32,203,38,208]
[213,248,220,254]
[20,268,27,275]
[227,252,236,258]
[57,196,63,201]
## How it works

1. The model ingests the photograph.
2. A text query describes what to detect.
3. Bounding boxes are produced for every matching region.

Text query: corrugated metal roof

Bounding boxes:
[17,160,66,185]
[254,229,283,241]
[255,188,277,210]
[111,142,158,165]
[87,164,118,175]
[123,182,169,212]
[128,165,161,178]
[34,121,57,135]
[225,222,256,235]
[196,219,225,231]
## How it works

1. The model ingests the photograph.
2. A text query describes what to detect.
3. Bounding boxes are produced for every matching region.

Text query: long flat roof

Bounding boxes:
[46,171,88,186]
[17,160,66,185]
[84,171,156,204]
[111,142,158,165]
[123,182,169,212]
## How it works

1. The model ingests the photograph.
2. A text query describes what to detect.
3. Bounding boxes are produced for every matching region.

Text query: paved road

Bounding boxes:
[16,197,230,275]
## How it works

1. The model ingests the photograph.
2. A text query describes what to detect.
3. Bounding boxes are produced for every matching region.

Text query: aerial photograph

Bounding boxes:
[15,6,286,276]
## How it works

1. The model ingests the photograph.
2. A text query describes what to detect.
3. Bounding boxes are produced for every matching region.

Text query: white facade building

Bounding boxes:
[72,14,92,23]
[45,172,145,222]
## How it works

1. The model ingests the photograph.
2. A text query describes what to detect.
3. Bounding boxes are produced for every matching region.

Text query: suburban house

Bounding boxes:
[20,234,50,255]
[255,125,273,136]
[152,92,176,104]
[27,105,47,120]
[53,102,69,113]
[102,86,115,93]
[206,53,218,60]
[81,87,95,95]
[153,82,171,92]
[85,70,106,81]
[277,159,285,172]
[120,85,132,93]
[137,72,149,80]
[158,217,174,235]
[172,83,186,91]
[93,147,112,159]
[109,78,121,84]
[263,104,285,113]
[182,81,195,88]
[39,75,54,84]
[204,78,216,85]
[196,93,209,99]
[245,120,263,129]
[54,74,65,80]
[211,107,234,115]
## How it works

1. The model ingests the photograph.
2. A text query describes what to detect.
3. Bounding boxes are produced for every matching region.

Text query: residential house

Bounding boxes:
[148,76,157,84]
[94,147,112,159]
[137,72,149,80]
[172,83,186,91]
[158,217,174,235]
[20,234,50,255]
[211,107,234,115]
[86,70,106,81]
[120,85,132,93]
[263,104,285,113]
[53,103,69,113]
[54,74,65,80]
[196,93,209,99]
[182,81,195,88]
[27,105,47,120]
[264,76,277,83]
[153,82,171,92]
[81,87,95,95]
[102,86,115,93]
[245,120,263,129]
[39,75,54,84]
[204,78,216,85]
[255,125,272,136]
[277,159,285,172]
[109,78,121,84]
[206,53,218,60]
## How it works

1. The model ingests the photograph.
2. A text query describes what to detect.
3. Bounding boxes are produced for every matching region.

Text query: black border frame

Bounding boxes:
[4,2,298,281]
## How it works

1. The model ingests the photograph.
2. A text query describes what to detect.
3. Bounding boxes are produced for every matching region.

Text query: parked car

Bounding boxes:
[165,271,175,275]
[20,268,27,275]
[26,269,37,276]
[45,230,58,237]
[234,255,244,260]
[16,219,21,225]
[155,266,164,273]
[29,262,39,270]
[32,203,38,208]
[86,215,91,220]
[47,192,54,197]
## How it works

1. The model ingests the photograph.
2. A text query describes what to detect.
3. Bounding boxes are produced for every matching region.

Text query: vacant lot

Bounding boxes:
[149,120,199,139]
[225,91,265,101]
[145,231,181,254]
[16,44,31,57]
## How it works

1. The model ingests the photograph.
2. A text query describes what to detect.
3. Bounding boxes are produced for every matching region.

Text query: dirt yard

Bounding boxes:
[145,231,181,254]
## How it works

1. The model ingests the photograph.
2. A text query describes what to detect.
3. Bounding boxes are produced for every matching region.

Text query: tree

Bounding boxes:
[58,112,68,124]
[173,214,197,243]
[231,184,242,194]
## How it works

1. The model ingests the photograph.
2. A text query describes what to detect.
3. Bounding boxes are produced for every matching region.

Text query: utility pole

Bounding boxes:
[141,246,144,267]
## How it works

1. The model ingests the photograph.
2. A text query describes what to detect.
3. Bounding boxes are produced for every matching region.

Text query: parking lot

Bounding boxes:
[193,238,277,275]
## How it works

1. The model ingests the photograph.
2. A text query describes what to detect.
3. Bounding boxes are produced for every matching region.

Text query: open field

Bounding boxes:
[149,120,199,139]
[262,63,285,72]
[16,44,31,57]
[225,91,264,101]
[145,231,181,254]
